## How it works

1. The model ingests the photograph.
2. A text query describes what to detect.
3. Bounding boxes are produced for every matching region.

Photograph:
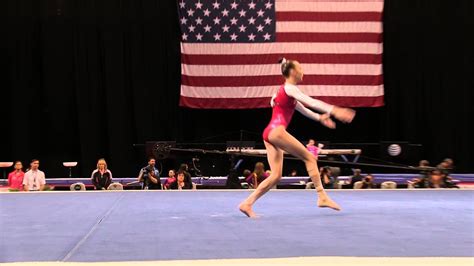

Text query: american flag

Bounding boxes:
[178,0,384,109]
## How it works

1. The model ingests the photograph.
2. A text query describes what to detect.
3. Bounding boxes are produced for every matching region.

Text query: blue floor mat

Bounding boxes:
[0,190,473,262]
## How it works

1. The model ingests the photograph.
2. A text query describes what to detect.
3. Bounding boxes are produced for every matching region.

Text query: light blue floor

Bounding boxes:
[0,190,473,262]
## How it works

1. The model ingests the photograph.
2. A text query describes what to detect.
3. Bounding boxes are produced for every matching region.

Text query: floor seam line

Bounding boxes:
[60,193,125,262]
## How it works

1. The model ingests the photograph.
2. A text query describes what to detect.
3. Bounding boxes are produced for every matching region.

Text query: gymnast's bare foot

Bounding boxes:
[239,202,258,218]
[317,196,341,211]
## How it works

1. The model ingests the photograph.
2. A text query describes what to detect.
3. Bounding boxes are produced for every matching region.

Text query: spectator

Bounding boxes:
[349,169,363,188]
[178,163,193,185]
[410,160,431,188]
[429,169,446,188]
[170,171,193,190]
[361,174,376,189]
[245,162,268,188]
[8,161,25,190]
[138,157,161,190]
[23,159,46,191]
[306,139,324,158]
[320,166,334,189]
[437,158,457,188]
[163,169,177,190]
[91,158,112,190]
[289,169,298,177]
[242,169,252,183]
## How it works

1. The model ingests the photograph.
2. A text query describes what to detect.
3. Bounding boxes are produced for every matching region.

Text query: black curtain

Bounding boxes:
[2,0,473,177]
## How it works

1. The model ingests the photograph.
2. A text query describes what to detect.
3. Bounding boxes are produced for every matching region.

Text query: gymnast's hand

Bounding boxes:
[319,113,336,129]
[331,106,356,123]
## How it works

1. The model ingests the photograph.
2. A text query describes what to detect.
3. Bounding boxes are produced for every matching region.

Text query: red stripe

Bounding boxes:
[180,96,384,109]
[276,32,382,43]
[181,75,383,87]
[276,12,382,22]
[181,53,382,65]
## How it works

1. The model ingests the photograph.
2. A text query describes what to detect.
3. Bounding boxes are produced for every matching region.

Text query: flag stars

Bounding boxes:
[195,1,203,9]
[257,9,265,17]
[248,33,256,41]
[239,9,247,17]
[195,17,203,25]
[213,16,221,25]
[248,1,256,9]
[222,24,230,32]
[239,24,247,32]
[230,17,238,25]
[203,8,211,16]
[182,33,188,41]
[256,24,264,32]
[195,33,203,41]
[179,1,185,9]
[204,24,212,32]
[230,1,238,9]
[264,17,272,25]
[213,33,221,41]
[265,1,273,9]
[230,33,238,41]
[188,25,196,32]
[180,17,188,25]
[187,9,195,16]
[248,17,256,25]
[263,33,271,41]
[221,8,229,17]
[212,0,220,9]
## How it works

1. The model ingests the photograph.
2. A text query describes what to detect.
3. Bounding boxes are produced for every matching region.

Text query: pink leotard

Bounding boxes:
[262,84,297,142]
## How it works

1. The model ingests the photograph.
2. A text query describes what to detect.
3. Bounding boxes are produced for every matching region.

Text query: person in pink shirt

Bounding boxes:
[8,161,25,190]
[306,139,324,159]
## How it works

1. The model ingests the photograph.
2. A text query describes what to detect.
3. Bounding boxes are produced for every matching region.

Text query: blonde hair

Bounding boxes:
[97,158,108,171]
[254,162,265,178]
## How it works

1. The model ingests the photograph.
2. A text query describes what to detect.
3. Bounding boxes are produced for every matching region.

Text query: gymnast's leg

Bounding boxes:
[239,140,284,218]
[268,126,340,211]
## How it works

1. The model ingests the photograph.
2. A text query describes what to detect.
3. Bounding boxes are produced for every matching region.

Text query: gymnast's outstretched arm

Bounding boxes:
[295,102,336,129]
[284,84,334,113]
[285,84,355,123]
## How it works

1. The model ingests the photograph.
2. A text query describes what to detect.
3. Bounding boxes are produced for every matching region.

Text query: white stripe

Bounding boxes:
[277,21,382,33]
[276,1,384,12]
[180,85,384,98]
[182,63,382,76]
[181,43,383,55]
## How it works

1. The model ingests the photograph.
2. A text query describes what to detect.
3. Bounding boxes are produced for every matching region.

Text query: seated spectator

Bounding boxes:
[409,160,431,188]
[429,169,446,188]
[320,166,334,189]
[289,169,298,177]
[23,159,46,191]
[178,163,193,184]
[8,161,25,191]
[91,158,112,190]
[169,171,193,190]
[138,157,161,190]
[245,162,269,188]
[163,169,177,190]
[243,169,251,179]
[361,174,376,189]
[437,158,457,188]
[349,169,363,188]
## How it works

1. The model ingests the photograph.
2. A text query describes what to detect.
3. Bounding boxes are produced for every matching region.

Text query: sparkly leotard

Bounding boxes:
[262,84,297,142]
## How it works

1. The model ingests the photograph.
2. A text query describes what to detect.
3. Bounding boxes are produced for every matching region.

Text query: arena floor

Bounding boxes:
[1,190,473,265]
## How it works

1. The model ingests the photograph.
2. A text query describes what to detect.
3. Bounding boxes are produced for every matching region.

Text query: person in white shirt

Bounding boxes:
[23,159,46,191]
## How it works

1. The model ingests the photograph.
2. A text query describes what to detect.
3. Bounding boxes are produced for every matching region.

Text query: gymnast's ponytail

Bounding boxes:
[278,57,294,78]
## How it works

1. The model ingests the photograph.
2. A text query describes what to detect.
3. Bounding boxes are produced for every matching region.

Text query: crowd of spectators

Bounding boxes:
[4,155,459,191]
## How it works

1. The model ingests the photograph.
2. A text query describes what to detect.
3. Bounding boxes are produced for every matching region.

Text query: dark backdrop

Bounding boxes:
[2,0,473,177]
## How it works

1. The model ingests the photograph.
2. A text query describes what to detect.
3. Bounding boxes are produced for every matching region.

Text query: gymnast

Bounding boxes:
[239,58,356,218]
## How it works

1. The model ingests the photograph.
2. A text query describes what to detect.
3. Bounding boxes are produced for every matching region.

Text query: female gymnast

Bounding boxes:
[239,58,356,218]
